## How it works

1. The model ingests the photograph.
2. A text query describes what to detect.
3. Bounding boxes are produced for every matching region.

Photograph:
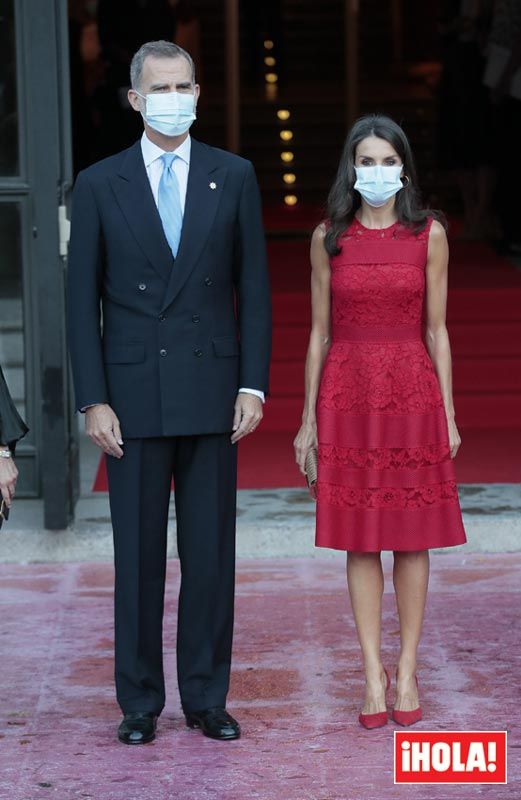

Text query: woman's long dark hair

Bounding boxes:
[324,113,446,256]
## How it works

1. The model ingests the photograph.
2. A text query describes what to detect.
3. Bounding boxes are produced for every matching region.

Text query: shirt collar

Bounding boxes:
[141,132,191,168]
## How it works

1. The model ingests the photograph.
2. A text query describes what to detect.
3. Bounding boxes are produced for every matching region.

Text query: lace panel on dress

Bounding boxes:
[319,442,451,469]
[318,343,443,414]
[316,480,459,509]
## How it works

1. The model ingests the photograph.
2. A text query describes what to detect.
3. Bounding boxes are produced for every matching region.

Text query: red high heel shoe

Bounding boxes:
[358,667,390,729]
[392,673,422,726]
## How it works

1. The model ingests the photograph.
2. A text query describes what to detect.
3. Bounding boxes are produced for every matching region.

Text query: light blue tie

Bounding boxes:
[158,152,183,258]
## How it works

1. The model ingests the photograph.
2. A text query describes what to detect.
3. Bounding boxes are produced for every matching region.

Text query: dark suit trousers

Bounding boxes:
[105,433,238,715]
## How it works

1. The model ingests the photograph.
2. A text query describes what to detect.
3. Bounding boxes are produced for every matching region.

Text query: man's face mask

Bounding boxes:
[136,90,197,137]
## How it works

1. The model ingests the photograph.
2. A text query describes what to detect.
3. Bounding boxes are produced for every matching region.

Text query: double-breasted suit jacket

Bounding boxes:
[67,137,272,436]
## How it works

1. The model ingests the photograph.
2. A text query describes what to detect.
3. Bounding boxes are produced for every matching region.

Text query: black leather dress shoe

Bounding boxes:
[185,707,241,740]
[118,712,157,744]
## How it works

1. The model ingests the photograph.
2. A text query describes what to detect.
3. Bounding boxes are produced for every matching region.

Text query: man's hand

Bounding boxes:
[231,393,263,444]
[85,404,124,458]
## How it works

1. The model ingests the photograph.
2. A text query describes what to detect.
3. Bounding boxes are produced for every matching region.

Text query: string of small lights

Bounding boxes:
[263,38,298,207]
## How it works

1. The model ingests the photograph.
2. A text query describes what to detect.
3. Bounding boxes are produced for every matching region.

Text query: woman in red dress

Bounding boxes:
[294,114,467,729]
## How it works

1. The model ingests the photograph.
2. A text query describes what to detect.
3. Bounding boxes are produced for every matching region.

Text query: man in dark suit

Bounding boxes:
[67,40,271,745]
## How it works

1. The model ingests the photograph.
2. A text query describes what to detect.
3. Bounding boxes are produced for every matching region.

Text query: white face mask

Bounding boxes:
[136,90,197,137]
[354,164,404,208]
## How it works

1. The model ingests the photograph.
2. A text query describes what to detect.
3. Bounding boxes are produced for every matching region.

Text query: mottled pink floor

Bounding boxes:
[0,554,518,800]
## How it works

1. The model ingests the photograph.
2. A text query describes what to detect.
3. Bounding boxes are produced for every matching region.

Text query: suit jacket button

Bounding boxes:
[159,314,166,321]
[194,347,203,357]
[204,277,213,286]
[160,348,167,357]
[192,314,200,323]
[138,283,147,291]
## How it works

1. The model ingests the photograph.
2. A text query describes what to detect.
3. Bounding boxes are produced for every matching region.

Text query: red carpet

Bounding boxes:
[93,218,521,490]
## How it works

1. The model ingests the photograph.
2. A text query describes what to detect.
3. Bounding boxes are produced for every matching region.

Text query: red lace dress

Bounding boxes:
[315,216,467,552]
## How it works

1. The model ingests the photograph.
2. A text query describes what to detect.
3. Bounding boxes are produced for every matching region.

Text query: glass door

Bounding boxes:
[0,0,78,527]
[0,0,35,493]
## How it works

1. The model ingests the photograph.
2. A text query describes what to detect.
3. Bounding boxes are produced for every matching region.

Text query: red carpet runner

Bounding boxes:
[93,209,521,490]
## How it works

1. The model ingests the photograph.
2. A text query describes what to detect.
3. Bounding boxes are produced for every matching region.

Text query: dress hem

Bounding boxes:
[315,499,467,552]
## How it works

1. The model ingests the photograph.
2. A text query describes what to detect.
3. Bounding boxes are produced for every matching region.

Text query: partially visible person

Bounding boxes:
[0,364,28,513]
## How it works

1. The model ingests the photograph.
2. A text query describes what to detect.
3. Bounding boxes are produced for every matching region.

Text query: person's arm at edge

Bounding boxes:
[293,223,331,476]
[424,219,461,458]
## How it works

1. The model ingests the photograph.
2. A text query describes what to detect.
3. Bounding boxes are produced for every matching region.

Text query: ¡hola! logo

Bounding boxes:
[394,731,507,784]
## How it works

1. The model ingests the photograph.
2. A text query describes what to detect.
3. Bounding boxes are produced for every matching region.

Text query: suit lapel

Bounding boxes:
[160,139,227,312]
[109,142,173,283]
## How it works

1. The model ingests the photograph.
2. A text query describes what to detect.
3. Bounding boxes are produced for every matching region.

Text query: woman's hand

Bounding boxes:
[446,416,461,458]
[293,421,318,476]
[0,451,18,508]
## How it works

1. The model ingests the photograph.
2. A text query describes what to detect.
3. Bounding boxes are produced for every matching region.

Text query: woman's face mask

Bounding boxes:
[136,90,197,137]
[354,164,404,207]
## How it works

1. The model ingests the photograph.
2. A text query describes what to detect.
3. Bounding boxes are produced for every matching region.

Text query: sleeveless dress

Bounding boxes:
[315,216,467,552]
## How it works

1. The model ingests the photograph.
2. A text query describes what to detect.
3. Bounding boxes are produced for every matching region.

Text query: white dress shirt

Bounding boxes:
[80,133,265,410]
[141,132,264,403]
[141,129,191,211]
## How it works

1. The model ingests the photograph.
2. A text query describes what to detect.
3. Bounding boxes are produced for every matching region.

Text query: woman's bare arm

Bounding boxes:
[293,224,332,474]
[424,220,461,457]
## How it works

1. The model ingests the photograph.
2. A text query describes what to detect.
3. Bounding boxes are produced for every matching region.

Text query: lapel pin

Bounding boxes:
[209,181,217,190]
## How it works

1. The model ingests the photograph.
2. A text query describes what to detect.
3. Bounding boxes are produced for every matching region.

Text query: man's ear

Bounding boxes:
[127,89,142,113]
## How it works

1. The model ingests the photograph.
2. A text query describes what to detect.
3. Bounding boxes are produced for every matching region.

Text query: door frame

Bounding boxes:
[3,0,79,528]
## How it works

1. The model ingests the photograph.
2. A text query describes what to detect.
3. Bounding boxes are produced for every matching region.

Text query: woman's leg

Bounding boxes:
[392,550,430,711]
[346,552,387,714]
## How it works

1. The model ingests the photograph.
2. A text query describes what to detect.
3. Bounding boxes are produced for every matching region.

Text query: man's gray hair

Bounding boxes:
[130,40,196,89]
